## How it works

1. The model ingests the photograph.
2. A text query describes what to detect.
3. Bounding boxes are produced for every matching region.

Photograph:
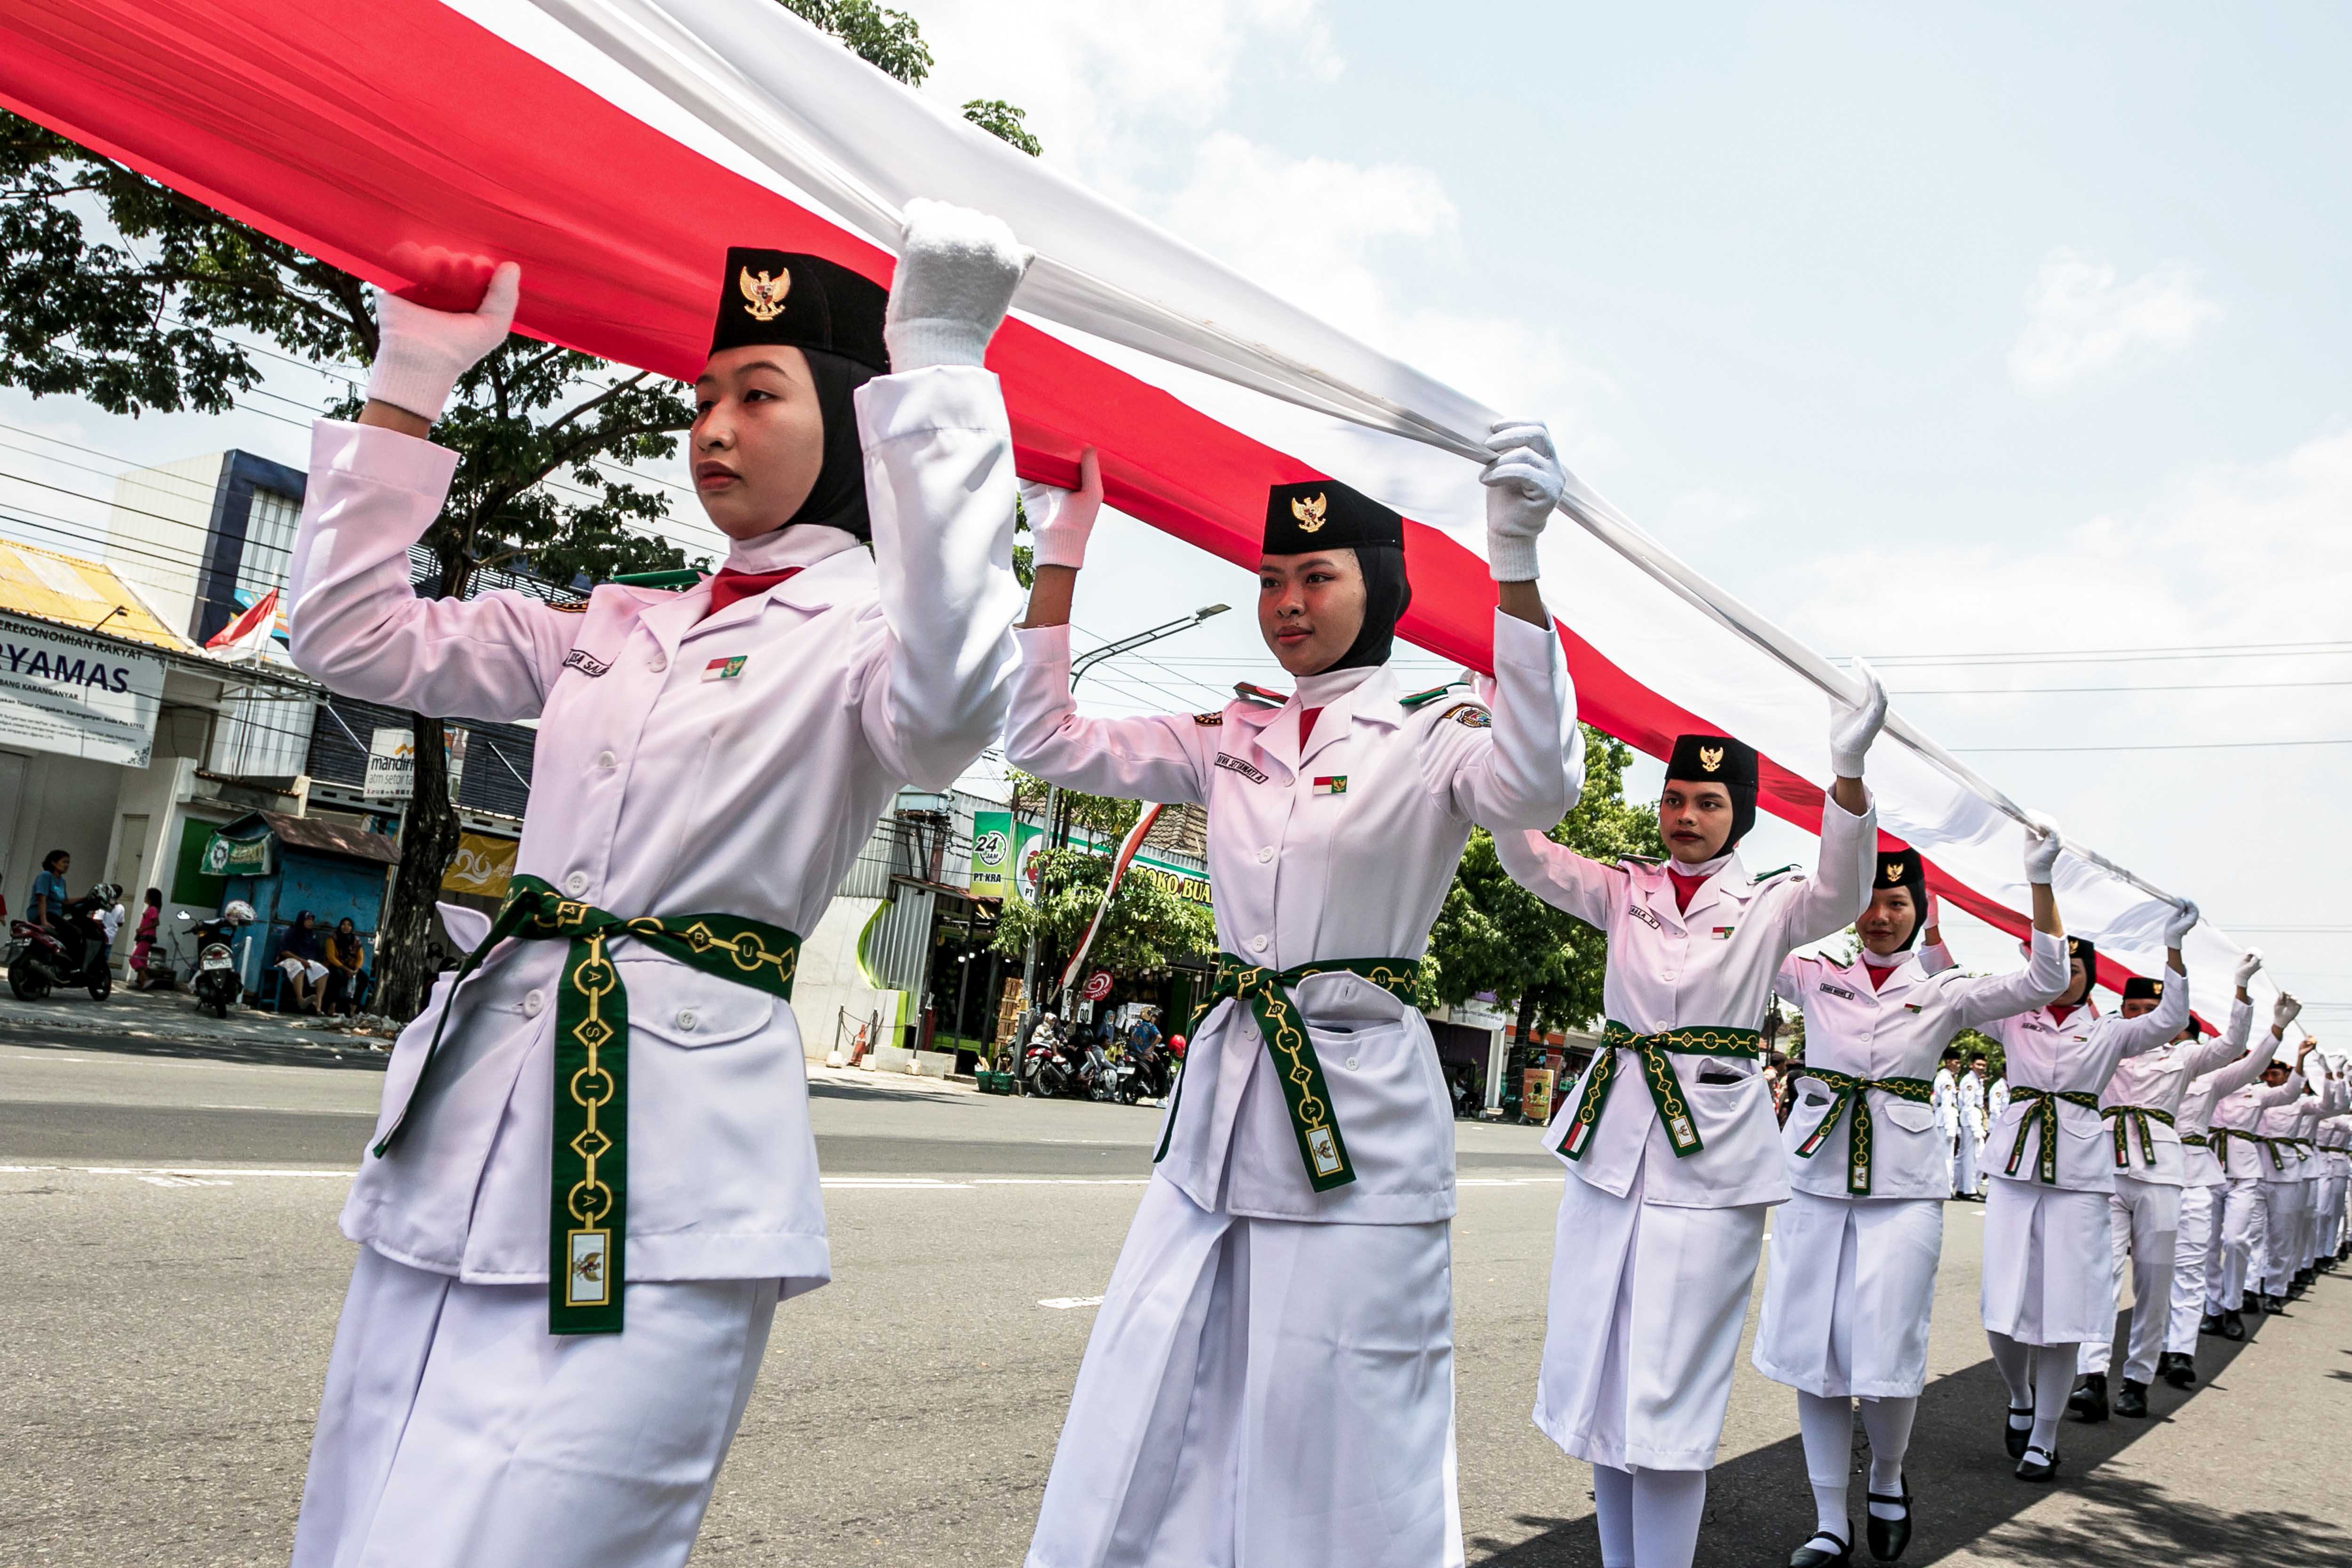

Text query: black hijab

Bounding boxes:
[778,349,877,542]
[1323,545,1412,673]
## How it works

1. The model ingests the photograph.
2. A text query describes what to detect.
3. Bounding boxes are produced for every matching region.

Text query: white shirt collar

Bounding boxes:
[724,524,862,573]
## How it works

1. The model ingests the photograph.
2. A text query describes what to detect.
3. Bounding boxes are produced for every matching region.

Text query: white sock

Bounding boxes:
[1986,1329,2035,1413]
[1631,1467,1708,1568]
[2030,1344,2075,1454]
[1593,1463,1634,1568]
[1795,1391,1852,1538]
[1859,1395,1915,1514]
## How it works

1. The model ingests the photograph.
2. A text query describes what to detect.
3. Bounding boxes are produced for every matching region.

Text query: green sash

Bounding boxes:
[1558,1020,1764,1162]
[1158,954,1419,1190]
[373,874,799,1335]
[2102,1104,2176,1169]
[2003,1087,2100,1184]
[2179,1132,2209,1150]
[1789,1067,1935,1195]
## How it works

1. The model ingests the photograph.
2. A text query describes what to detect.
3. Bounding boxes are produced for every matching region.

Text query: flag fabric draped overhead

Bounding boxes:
[0,0,2274,1025]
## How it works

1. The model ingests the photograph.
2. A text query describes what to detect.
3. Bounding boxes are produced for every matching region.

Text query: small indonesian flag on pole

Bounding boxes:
[1057,804,1164,998]
[203,587,279,659]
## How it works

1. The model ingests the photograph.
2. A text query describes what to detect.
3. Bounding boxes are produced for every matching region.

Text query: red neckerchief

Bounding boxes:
[1300,706,1325,750]
[2049,1001,2082,1027]
[703,566,800,620]
[1865,961,1897,991]
[1668,867,1707,913]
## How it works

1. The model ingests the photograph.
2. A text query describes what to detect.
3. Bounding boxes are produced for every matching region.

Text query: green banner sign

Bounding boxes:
[199,831,274,877]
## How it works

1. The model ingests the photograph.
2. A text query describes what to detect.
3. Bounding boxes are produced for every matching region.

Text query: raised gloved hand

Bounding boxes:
[1481,420,1564,582]
[2022,815,2063,885]
[1827,659,1889,778]
[2235,949,2265,989]
[884,198,1033,372]
[2274,992,2302,1033]
[2163,897,2201,950]
[366,261,519,423]
[1021,448,1102,571]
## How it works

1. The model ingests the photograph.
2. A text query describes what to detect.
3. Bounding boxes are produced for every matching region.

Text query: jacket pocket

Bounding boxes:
[1883,1100,1938,1134]
[612,955,777,1048]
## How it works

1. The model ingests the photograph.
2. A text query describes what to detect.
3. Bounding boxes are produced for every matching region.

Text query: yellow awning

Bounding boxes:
[0,540,190,651]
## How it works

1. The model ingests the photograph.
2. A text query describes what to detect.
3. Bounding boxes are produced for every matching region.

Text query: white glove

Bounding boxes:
[365,262,518,423]
[1022,448,1102,571]
[2234,949,2264,989]
[1480,420,1563,582]
[2021,815,2062,885]
[2163,897,2200,950]
[883,198,1033,371]
[2274,992,2301,1033]
[1827,658,1889,778]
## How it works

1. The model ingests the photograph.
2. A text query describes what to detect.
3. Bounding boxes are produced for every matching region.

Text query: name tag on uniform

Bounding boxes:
[1820,983,1857,1000]
[1313,776,1347,796]
[1629,903,1661,931]
[702,655,747,681]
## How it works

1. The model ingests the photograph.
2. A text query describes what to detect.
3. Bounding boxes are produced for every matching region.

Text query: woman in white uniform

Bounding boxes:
[1973,906,2195,1481]
[1756,838,2068,1566]
[1496,699,1888,1568]
[2206,1036,2312,1332]
[1011,429,1578,1568]
[284,206,1029,1568]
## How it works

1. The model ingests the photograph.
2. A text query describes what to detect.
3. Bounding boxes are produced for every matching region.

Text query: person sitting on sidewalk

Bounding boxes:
[277,911,330,1013]
[323,918,369,1017]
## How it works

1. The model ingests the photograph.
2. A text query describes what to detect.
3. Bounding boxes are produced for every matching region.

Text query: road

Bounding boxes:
[4,1020,2349,1567]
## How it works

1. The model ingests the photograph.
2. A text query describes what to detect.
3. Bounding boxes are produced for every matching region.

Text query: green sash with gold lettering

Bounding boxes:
[1790,1067,1935,1194]
[2003,1088,2100,1184]
[373,874,799,1335]
[2102,1104,2175,1169]
[1557,1020,1765,1162]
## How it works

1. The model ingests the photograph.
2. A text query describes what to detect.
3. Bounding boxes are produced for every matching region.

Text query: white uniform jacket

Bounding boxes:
[1775,930,2068,1202]
[1979,973,2187,1195]
[2208,1067,2302,1181]
[285,367,1022,1287]
[1931,1067,1961,1138]
[2284,1078,2349,1180]
[2175,1000,2265,1188]
[1004,611,1575,1225]
[1988,1078,2011,1124]
[2320,1113,2352,1176]
[1496,795,1877,1210]
[2097,998,2257,1187]
[1959,1072,1988,1140]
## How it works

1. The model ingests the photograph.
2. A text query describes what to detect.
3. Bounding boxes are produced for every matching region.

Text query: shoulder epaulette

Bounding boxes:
[607,568,705,591]
[549,598,590,614]
[1434,700,1492,729]
[1619,853,1667,870]
[1193,711,1224,726]
[1753,864,1802,882]
[1232,682,1287,709]
[1399,679,1469,710]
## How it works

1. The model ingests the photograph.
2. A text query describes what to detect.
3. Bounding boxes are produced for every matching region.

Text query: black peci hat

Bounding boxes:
[709,248,890,373]
[1666,733,1758,790]
[2121,976,2165,1004]
[1263,479,1406,556]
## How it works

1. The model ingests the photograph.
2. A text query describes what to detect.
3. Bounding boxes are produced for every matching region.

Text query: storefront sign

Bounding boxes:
[1081,969,1114,1002]
[199,831,274,877]
[1521,1067,1557,1124]
[969,810,1016,897]
[441,831,519,898]
[0,611,165,767]
[366,725,467,801]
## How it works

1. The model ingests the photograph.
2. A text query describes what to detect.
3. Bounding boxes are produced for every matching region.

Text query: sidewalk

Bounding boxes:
[0,977,389,1053]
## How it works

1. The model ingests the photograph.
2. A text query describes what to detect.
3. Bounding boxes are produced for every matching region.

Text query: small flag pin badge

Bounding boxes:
[1312,776,1348,796]
[703,655,747,681]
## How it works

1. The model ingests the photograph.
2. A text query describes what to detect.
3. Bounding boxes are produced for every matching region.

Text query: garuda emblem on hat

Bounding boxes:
[1886,862,1905,883]
[1699,745,1724,773]
[1290,493,1328,533]
[739,266,792,322]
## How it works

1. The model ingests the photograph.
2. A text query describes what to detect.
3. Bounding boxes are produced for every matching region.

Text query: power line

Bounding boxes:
[1948,738,2352,753]
[1852,642,2352,669]
[1889,678,2352,697]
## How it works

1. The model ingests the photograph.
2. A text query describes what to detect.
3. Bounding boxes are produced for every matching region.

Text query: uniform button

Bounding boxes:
[675,1009,698,1032]
[648,651,668,673]
[1257,846,1274,863]
[596,750,617,770]
[1249,935,1270,955]
[564,872,589,898]
[522,990,544,1017]
[1661,970,1677,983]
[1344,1056,1359,1070]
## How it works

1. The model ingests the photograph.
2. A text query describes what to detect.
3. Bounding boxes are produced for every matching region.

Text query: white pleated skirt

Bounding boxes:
[292,1247,777,1568]
[1980,1176,2113,1346]
[1533,1165,1771,1473]
[1752,1191,1945,1399]
[1027,1176,1461,1568]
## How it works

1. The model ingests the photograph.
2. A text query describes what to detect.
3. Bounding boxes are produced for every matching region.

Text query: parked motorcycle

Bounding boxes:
[177,901,256,1019]
[5,915,111,1002]
[1119,1037,1175,1105]
[1020,1015,1076,1098]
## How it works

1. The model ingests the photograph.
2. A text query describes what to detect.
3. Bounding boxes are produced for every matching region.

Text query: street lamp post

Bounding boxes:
[1017,603,1229,1022]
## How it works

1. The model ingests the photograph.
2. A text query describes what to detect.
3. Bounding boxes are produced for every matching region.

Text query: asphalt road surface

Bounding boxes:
[4,1021,2349,1567]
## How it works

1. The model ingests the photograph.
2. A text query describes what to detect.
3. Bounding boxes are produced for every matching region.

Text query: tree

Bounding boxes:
[1424,725,1667,1050]
[990,769,1215,995]
[4,4,1042,1019]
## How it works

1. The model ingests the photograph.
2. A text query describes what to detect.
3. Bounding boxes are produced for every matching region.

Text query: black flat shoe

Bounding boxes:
[2016,1443,2060,1482]
[2196,1313,2222,1337]
[2219,1309,2246,1341]
[2003,1406,2034,1459]
[2068,1372,2109,1423]
[1865,1483,1913,1562]
[2158,1351,2196,1389]
[2113,1378,2149,1418]
[2262,1293,2287,1314]
[2242,1290,2261,1314]
[1789,1528,1851,1567]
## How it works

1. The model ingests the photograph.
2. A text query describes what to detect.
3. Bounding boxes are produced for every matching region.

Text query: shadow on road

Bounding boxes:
[0,1021,387,1073]
[1468,1287,2352,1567]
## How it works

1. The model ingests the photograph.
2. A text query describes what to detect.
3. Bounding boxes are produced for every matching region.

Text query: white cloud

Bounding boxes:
[2007,247,2220,393]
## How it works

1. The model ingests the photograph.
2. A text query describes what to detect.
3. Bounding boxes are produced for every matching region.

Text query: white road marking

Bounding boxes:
[1038,1296,1105,1310]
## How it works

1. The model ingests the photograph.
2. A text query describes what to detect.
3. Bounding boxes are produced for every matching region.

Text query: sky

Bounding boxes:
[4,3,2348,1016]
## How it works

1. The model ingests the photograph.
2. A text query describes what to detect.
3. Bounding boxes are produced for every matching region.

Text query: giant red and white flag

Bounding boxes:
[0,0,2274,1022]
